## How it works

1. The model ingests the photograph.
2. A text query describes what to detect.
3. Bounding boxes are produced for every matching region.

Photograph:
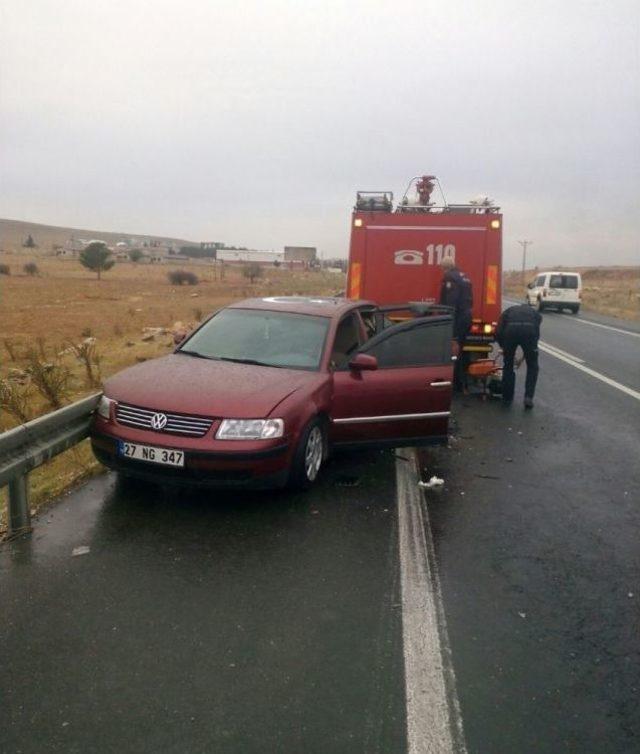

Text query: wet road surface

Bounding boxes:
[1,307,639,753]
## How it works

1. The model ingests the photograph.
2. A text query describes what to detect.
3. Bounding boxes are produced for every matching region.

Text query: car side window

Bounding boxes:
[535,275,546,286]
[331,313,364,369]
[359,317,452,369]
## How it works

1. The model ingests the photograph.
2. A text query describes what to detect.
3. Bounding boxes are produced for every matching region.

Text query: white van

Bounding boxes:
[526,271,582,313]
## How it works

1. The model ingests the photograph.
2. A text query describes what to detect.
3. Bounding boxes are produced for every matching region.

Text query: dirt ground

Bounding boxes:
[0,252,345,525]
[503,267,639,320]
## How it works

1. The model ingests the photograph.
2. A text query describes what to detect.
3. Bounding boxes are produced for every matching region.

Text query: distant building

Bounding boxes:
[284,246,317,263]
[217,249,284,266]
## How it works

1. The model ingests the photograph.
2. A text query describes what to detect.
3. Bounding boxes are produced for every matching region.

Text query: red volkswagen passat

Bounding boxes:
[91,297,454,489]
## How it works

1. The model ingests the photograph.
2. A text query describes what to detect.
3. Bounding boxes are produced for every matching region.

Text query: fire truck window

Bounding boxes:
[361,320,451,368]
[331,314,363,369]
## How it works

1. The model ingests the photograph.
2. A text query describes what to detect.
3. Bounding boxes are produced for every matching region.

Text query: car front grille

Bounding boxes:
[115,403,214,438]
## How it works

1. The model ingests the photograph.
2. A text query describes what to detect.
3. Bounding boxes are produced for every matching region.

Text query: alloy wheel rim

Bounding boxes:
[304,426,323,481]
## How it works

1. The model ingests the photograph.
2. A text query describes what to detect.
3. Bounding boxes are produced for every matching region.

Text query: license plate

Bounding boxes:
[118,441,184,467]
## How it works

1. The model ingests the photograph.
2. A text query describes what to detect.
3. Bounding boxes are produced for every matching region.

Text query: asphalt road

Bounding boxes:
[1,306,639,753]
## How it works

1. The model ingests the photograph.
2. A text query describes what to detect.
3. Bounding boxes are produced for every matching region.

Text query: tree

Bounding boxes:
[79,241,115,280]
[242,263,263,283]
[23,234,37,248]
[128,248,144,263]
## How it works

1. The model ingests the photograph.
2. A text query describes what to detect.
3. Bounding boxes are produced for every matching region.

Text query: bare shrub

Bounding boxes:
[0,263,10,275]
[35,336,47,359]
[67,340,102,387]
[23,262,39,276]
[242,263,263,283]
[168,269,199,286]
[4,339,19,361]
[25,350,72,409]
[0,379,33,423]
[81,327,93,338]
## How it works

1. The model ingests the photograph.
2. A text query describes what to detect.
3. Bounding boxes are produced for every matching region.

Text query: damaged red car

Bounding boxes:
[90,296,454,489]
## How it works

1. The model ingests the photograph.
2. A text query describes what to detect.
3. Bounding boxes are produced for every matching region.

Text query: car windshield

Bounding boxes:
[179,308,330,371]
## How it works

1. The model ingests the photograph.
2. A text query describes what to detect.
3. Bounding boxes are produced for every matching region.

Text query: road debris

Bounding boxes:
[335,474,361,487]
[518,612,527,619]
[418,476,445,489]
[71,546,90,557]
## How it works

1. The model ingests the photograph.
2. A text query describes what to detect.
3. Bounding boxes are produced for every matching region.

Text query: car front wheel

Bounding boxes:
[289,418,325,490]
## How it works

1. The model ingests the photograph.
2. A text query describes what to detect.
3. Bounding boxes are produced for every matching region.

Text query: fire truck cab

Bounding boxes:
[347,176,502,357]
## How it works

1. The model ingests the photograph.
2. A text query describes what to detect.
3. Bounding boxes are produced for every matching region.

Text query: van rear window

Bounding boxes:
[550,275,579,289]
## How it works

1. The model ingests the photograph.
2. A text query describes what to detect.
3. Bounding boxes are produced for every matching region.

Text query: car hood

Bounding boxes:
[104,353,323,418]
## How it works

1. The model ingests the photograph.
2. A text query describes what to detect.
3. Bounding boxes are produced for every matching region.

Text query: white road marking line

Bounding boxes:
[503,298,640,338]
[396,450,467,754]
[567,316,640,339]
[538,341,585,364]
[538,343,640,401]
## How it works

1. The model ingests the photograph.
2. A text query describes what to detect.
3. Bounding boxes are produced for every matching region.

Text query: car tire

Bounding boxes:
[288,417,325,490]
[571,305,580,314]
[537,298,545,312]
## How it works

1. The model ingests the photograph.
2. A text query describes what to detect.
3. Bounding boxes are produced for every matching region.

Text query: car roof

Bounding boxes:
[227,296,375,318]
[538,271,581,276]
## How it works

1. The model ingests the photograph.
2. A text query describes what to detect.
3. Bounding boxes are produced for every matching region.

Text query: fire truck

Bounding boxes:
[347,175,502,358]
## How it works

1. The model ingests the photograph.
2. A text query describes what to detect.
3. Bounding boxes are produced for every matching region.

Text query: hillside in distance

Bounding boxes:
[0,218,196,252]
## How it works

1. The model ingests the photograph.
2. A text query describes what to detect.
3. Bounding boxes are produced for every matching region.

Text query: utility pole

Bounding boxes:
[518,240,533,285]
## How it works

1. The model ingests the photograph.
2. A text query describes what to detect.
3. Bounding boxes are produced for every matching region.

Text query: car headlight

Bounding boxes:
[97,395,117,420]
[216,418,284,440]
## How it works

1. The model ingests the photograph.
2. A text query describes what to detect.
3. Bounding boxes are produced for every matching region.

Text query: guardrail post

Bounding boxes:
[8,475,31,538]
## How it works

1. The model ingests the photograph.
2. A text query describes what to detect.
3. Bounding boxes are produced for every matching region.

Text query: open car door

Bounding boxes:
[330,313,454,449]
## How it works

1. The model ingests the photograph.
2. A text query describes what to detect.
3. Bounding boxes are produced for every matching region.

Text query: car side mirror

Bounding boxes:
[173,331,187,345]
[349,353,378,371]
[527,282,534,289]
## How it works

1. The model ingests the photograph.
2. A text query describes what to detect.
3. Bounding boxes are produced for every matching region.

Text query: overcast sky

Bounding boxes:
[2,0,638,267]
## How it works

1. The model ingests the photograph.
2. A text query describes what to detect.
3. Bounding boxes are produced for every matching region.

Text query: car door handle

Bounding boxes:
[429,381,452,387]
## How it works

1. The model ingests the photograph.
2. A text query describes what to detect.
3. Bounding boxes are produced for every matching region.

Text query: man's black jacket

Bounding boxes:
[495,304,542,347]
[439,268,473,314]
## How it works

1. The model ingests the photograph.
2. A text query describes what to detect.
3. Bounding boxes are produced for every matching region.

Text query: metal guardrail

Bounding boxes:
[0,393,100,539]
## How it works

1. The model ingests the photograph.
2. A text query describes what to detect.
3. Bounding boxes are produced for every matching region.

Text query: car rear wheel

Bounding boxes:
[289,418,325,490]
[571,305,580,314]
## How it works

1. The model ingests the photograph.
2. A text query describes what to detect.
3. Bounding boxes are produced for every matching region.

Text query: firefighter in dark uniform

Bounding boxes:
[495,302,542,408]
[439,257,473,392]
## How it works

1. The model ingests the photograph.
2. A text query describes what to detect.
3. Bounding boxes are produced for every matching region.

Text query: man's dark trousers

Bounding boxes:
[454,312,472,391]
[502,327,539,402]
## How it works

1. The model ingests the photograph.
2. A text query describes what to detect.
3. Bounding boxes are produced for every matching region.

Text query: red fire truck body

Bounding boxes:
[346,178,502,353]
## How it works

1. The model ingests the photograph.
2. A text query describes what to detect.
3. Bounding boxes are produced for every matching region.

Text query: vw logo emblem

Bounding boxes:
[151,413,168,430]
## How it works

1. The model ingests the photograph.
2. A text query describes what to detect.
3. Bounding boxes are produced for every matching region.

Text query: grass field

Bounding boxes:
[0,252,345,530]
[503,267,640,321]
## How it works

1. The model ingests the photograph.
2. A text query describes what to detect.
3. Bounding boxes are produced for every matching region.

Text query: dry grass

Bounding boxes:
[0,253,345,529]
[503,266,640,321]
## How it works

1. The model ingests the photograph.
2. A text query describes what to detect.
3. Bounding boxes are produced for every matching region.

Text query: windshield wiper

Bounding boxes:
[217,357,283,368]
[177,349,214,360]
